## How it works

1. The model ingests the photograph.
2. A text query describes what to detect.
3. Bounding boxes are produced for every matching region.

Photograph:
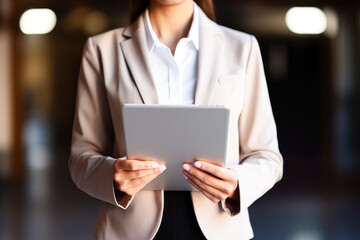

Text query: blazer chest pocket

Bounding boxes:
[211,72,246,112]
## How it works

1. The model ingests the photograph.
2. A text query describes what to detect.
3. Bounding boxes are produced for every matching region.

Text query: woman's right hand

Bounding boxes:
[113,158,166,196]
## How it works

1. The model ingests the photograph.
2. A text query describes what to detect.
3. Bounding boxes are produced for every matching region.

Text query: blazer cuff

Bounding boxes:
[113,190,135,209]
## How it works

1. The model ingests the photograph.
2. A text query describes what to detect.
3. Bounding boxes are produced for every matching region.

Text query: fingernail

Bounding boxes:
[159,165,166,172]
[194,162,201,169]
[152,163,159,168]
[183,174,188,180]
[183,164,190,172]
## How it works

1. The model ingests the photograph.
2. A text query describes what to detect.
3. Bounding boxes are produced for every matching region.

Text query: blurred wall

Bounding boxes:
[0,0,12,178]
[0,29,12,178]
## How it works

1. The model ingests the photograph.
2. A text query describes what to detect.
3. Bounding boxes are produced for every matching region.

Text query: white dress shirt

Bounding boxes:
[144,4,199,104]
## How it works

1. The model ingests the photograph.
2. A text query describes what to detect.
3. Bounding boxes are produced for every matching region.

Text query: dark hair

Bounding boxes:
[129,0,216,23]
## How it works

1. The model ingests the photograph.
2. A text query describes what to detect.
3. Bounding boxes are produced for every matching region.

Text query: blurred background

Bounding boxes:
[0,0,359,239]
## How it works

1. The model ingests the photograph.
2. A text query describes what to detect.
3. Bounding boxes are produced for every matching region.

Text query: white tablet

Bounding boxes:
[122,104,230,191]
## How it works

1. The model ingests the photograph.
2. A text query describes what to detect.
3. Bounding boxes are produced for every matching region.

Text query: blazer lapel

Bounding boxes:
[120,15,159,104]
[194,10,223,105]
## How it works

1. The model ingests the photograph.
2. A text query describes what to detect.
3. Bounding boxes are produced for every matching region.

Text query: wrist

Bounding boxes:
[228,184,239,201]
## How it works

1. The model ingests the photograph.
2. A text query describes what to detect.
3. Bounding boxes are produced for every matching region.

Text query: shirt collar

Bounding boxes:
[144,2,199,53]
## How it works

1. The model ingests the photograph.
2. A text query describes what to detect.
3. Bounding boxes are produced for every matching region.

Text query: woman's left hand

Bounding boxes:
[183,160,239,203]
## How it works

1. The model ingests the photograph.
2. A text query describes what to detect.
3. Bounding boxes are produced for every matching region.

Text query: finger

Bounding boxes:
[183,170,228,201]
[117,171,163,195]
[183,163,234,194]
[183,172,220,203]
[115,159,162,171]
[114,165,166,180]
[193,160,236,181]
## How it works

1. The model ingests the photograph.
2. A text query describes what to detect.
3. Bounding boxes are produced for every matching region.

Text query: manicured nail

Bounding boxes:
[194,162,201,169]
[159,165,166,172]
[183,164,190,171]
[183,174,188,180]
[152,163,159,168]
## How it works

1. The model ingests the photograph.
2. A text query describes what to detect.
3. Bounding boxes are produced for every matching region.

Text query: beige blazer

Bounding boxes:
[69,7,283,240]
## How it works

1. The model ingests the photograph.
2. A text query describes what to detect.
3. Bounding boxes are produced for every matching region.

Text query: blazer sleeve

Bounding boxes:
[69,38,133,209]
[222,35,283,215]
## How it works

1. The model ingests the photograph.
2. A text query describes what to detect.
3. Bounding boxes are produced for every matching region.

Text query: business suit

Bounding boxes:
[69,6,283,240]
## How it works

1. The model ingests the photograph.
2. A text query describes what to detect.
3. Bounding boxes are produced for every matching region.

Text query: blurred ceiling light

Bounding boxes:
[20,8,57,35]
[286,7,327,34]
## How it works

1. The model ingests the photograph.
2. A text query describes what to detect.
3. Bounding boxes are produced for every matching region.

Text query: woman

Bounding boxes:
[69,0,283,239]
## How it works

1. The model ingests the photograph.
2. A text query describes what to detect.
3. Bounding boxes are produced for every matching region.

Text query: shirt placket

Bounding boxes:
[169,49,182,104]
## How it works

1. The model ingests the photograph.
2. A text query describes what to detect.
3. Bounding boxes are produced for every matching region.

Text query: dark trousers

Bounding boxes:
[153,191,206,240]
